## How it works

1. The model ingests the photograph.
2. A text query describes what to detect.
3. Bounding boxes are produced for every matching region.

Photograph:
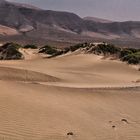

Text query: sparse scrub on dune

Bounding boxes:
[70,42,88,52]
[121,52,140,64]
[3,42,23,50]
[23,44,37,49]
[38,44,70,57]
[68,42,121,55]
[39,45,57,54]
[92,43,121,55]
[92,44,140,64]
[0,43,23,60]
[39,45,59,55]
[120,48,139,57]
[0,42,139,64]
[68,42,140,65]
[120,49,133,58]
[63,47,70,53]
[38,45,64,57]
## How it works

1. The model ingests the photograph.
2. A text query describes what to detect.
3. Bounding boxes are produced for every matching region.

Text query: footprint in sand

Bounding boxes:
[112,125,116,129]
[67,132,75,140]
[109,118,129,130]
[109,121,116,129]
[121,119,129,124]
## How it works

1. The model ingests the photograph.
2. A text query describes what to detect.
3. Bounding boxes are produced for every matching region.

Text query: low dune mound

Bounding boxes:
[0,43,23,60]
[19,48,41,60]
[0,24,19,35]
[0,67,60,82]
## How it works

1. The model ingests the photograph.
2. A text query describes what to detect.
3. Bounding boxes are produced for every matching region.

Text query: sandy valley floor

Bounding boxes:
[0,49,139,140]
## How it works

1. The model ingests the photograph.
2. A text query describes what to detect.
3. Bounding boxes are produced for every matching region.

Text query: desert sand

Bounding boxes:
[0,49,139,140]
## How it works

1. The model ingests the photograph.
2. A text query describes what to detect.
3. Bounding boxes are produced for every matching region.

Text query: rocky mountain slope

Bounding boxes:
[1,0,140,47]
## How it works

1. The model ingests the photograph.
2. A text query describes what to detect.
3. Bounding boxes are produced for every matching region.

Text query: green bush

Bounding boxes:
[39,45,58,55]
[125,48,138,53]
[120,49,133,58]
[1,43,22,50]
[23,44,37,49]
[122,52,140,64]
[93,44,120,55]
[70,42,88,52]
[63,47,70,53]
[0,43,23,60]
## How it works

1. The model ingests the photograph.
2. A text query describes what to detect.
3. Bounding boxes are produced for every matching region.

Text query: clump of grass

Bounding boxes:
[0,42,23,60]
[23,44,37,49]
[121,52,140,64]
[39,45,58,55]
[92,43,121,55]
[70,42,88,52]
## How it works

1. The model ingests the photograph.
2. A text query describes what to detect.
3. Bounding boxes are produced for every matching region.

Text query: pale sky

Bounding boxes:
[7,0,140,21]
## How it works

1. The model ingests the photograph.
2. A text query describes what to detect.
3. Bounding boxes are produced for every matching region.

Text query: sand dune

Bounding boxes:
[0,66,59,82]
[0,51,139,140]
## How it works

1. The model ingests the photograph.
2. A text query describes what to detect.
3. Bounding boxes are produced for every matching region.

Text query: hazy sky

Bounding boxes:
[8,0,140,21]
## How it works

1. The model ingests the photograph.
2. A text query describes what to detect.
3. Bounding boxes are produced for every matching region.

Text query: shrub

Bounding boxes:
[39,45,58,55]
[122,52,140,64]
[125,48,138,53]
[93,43,121,55]
[63,47,70,53]
[50,50,64,57]
[120,49,133,58]
[23,44,37,49]
[1,43,22,50]
[70,42,88,52]
[0,43,23,60]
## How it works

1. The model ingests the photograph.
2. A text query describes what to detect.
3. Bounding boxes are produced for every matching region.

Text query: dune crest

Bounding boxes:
[0,66,60,82]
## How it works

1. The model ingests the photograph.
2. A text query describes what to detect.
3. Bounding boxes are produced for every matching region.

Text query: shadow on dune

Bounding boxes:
[0,66,60,82]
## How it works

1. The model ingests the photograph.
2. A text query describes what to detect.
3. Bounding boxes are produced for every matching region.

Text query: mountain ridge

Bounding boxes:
[1,0,140,47]
[83,16,113,23]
